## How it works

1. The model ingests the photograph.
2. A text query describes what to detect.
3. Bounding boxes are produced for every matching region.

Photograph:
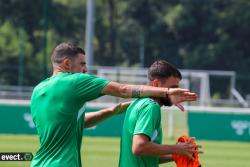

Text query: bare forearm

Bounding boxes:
[102,82,168,98]
[84,102,130,128]
[159,155,173,164]
[128,85,167,98]
[133,141,178,156]
[84,108,113,128]
[133,135,201,161]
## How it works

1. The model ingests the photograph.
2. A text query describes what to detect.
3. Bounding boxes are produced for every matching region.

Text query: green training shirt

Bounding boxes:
[119,98,162,167]
[30,73,109,167]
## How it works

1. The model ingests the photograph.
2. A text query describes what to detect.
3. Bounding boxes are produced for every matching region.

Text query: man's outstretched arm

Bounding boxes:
[84,102,130,128]
[101,81,197,101]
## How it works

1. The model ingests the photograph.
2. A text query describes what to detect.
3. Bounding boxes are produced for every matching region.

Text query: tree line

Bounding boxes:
[0,0,249,96]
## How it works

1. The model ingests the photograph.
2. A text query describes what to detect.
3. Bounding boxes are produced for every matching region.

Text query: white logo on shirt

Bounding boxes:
[151,130,158,141]
[77,104,86,121]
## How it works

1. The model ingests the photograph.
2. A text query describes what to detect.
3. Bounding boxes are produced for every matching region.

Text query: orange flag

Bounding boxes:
[172,135,201,167]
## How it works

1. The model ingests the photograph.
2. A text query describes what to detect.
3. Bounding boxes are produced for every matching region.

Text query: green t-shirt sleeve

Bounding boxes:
[74,73,110,102]
[133,103,160,140]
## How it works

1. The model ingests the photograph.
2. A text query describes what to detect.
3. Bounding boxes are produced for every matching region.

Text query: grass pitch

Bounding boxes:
[0,134,250,167]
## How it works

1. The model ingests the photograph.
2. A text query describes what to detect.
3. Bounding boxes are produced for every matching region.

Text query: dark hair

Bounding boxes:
[148,60,182,81]
[51,43,85,64]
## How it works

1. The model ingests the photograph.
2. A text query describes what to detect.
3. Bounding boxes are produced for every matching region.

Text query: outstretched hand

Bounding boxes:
[168,88,198,111]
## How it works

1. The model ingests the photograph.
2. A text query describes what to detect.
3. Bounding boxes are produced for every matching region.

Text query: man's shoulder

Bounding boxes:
[32,78,49,92]
[62,72,92,79]
[32,73,89,92]
[51,73,96,84]
[141,98,159,105]
[134,98,160,110]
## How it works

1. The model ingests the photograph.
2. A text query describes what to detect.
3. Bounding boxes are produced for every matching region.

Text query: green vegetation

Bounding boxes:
[0,135,249,167]
[0,0,250,96]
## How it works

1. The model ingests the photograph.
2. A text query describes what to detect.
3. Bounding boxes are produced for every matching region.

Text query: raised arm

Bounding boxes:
[84,102,130,128]
[101,81,197,99]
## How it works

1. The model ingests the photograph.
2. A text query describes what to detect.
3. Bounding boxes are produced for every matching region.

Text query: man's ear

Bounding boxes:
[152,79,160,87]
[62,58,71,71]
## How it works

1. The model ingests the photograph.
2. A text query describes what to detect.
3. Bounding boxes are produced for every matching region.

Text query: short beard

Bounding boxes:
[159,97,172,106]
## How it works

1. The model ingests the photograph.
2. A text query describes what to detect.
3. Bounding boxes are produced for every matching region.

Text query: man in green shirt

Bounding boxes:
[119,60,202,167]
[31,43,197,167]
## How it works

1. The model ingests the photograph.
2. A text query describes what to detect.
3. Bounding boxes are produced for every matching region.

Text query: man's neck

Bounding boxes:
[52,70,62,76]
[52,66,68,76]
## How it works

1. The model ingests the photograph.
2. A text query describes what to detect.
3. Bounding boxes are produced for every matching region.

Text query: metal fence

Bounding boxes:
[0,66,248,107]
